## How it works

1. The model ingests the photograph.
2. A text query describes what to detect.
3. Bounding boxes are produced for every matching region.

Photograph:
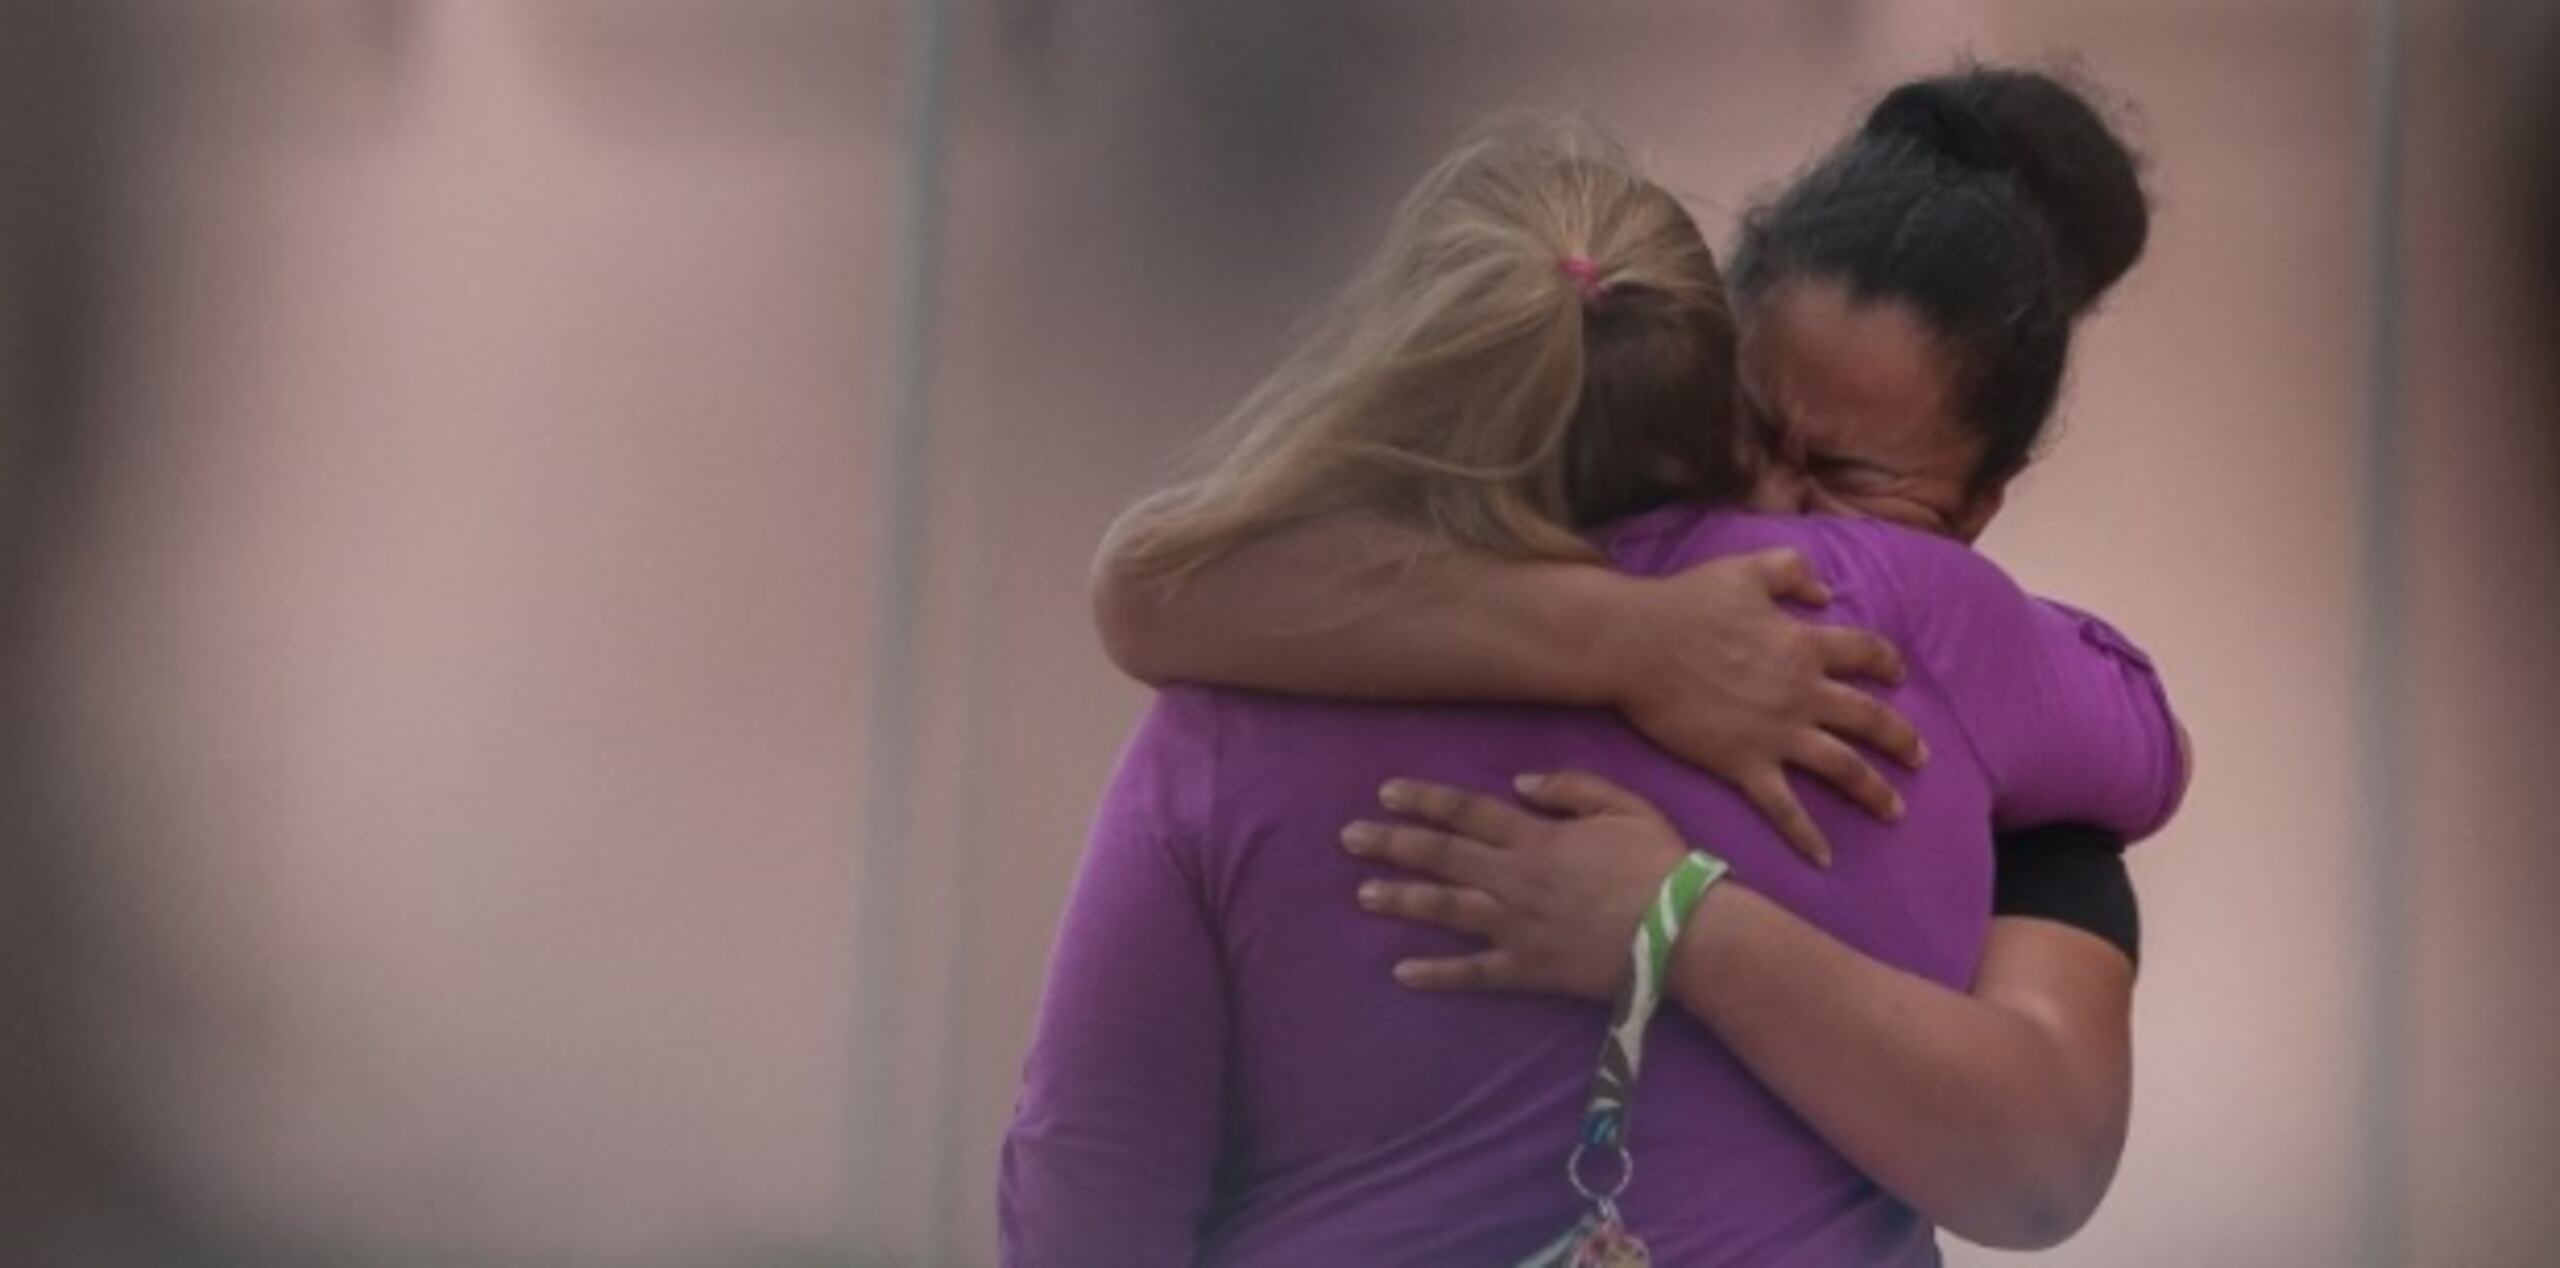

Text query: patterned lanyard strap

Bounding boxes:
[1516,849,1729,1268]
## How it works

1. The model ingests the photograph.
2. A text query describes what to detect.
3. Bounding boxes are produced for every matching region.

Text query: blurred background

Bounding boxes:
[1,2,2554,1266]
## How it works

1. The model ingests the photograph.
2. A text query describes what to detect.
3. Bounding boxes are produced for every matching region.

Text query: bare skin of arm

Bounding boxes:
[1095,511,1924,864]
[1343,774,2132,1251]
[1096,510,1641,702]
[1674,893,2130,1249]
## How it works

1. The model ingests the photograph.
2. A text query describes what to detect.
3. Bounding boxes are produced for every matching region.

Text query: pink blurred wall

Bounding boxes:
[41,3,2556,1265]
[52,5,891,1261]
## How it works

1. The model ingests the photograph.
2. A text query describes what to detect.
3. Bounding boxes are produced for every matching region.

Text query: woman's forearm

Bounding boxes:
[1339,774,2133,1243]
[1101,517,1926,861]
[1093,512,1630,704]
[1669,894,2133,1250]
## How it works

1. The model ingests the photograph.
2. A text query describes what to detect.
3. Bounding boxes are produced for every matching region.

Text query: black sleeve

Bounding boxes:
[1990,825,2139,968]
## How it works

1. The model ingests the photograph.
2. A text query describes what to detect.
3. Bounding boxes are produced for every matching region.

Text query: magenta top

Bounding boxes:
[1001,506,2187,1267]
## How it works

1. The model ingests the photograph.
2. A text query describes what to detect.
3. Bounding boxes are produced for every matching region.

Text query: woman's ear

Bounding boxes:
[1950,482,2007,543]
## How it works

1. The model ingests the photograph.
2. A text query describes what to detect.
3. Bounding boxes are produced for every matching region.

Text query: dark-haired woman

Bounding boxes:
[1087,68,2168,1248]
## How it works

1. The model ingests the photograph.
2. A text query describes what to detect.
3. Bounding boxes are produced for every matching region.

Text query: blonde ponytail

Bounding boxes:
[1113,117,1737,588]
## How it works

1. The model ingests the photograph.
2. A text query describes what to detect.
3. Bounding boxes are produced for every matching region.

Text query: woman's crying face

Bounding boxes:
[1736,280,2005,542]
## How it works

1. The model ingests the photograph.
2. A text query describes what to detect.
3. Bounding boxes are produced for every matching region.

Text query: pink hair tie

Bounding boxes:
[1558,254,1609,301]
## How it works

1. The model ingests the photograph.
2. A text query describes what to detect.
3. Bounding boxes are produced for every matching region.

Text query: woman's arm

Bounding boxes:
[999,700,1228,1266]
[1097,504,1634,700]
[1343,774,2132,1251]
[1096,509,1925,863]
[1671,886,2130,1251]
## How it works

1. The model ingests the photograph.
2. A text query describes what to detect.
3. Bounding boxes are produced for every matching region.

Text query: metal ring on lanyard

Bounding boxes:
[1567,1139,1635,1205]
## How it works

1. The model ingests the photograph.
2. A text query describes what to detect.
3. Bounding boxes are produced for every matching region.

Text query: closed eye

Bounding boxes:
[1809,454,1895,485]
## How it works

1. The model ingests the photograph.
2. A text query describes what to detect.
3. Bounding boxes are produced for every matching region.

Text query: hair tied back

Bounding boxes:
[1862,82,2010,173]
[1558,254,1609,303]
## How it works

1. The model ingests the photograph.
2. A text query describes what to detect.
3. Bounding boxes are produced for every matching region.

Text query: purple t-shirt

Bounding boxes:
[1002,507,2186,1267]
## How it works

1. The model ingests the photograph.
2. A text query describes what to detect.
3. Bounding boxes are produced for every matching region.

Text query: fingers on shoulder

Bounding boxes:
[1515,770,1656,818]
[1356,879,1503,937]
[1741,772,1833,870]
[1382,779,1532,842]
[1747,548,1830,605]
[1816,681,1925,769]
[1342,820,1495,886]
[1812,624,1907,686]
[1391,951,1527,993]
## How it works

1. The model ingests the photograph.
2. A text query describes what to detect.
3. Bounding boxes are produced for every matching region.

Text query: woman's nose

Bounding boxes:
[1750,462,1813,514]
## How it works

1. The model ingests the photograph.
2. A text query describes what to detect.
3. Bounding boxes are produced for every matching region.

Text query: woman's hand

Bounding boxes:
[1599,549,1925,867]
[1341,772,1695,1001]
[1346,772,2138,1249]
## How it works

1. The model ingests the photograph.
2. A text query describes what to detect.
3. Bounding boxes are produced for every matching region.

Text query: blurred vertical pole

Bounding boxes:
[853,0,951,1258]
[2355,0,2410,1262]
[0,3,200,1264]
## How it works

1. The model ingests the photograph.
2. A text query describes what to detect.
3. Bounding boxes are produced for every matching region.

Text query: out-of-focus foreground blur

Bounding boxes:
[1,3,2553,1266]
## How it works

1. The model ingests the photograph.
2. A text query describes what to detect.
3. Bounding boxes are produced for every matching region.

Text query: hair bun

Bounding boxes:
[1865,68,2151,314]
[1862,82,2013,173]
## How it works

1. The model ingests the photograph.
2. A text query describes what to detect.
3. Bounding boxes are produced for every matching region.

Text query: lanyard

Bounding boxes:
[1515,850,1728,1268]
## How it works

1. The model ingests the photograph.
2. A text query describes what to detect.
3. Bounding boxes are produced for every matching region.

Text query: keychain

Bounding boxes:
[1572,1217,1653,1268]
[1516,1203,1650,1268]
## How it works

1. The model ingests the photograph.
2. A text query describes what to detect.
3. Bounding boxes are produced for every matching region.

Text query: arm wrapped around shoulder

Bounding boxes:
[1873,529,2189,841]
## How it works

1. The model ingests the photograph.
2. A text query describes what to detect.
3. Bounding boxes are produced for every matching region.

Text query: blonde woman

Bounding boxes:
[1002,116,2182,1265]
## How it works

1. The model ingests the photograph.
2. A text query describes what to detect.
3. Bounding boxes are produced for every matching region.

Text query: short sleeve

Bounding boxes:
[999,692,1232,1267]
[1870,529,2189,841]
[1991,826,2140,965]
